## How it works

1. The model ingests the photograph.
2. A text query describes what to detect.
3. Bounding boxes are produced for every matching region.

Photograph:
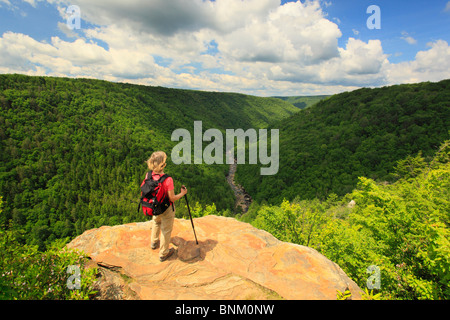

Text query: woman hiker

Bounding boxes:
[145,151,187,262]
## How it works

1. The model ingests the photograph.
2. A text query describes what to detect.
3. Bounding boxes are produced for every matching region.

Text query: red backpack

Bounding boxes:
[138,172,172,216]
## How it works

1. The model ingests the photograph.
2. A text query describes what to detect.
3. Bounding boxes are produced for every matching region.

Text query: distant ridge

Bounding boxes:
[272,95,330,109]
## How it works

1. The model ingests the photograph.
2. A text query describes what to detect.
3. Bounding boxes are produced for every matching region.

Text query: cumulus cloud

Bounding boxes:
[0,0,449,96]
[218,2,341,65]
[265,37,389,88]
[57,21,78,38]
[0,30,166,81]
[52,0,278,37]
[339,38,387,76]
[386,40,450,84]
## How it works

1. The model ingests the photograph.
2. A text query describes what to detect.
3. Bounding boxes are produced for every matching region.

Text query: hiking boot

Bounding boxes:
[151,240,160,250]
[159,248,175,262]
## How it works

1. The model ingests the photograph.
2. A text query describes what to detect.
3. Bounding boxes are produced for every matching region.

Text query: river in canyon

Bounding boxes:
[225,149,253,213]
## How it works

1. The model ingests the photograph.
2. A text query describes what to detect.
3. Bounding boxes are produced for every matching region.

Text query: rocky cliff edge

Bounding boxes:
[67,215,362,300]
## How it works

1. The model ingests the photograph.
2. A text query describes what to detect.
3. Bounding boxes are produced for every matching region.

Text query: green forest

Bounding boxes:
[241,141,449,300]
[0,73,298,250]
[236,80,450,204]
[0,74,449,300]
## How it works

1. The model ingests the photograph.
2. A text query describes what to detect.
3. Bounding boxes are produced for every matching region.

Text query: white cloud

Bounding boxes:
[339,38,388,76]
[57,21,78,38]
[22,0,38,7]
[0,0,18,11]
[401,31,417,45]
[0,32,55,72]
[266,37,389,88]
[51,0,270,36]
[0,0,449,96]
[216,2,341,65]
[445,1,450,12]
[403,37,418,45]
[0,0,11,7]
[386,40,450,84]
[0,30,164,81]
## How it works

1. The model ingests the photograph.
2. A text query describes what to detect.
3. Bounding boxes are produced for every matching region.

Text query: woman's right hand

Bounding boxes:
[181,185,188,196]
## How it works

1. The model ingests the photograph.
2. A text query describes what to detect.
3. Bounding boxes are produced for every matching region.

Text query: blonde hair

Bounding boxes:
[147,151,167,173]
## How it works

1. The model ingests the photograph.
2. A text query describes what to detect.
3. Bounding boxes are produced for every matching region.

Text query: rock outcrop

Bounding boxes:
[67,215,362,300]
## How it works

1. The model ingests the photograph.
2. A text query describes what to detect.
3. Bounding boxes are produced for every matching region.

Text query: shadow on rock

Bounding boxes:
[172,236,217,263]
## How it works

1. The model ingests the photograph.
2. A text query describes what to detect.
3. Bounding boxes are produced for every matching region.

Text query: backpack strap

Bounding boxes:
[152,172,170,184]
[158,174,170,184]
[153,174,172,207]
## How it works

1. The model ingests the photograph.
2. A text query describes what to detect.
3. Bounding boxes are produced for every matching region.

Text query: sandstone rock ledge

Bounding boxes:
[67,215,362,300]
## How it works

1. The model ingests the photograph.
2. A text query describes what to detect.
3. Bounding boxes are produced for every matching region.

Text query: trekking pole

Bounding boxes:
[182,186,198,245]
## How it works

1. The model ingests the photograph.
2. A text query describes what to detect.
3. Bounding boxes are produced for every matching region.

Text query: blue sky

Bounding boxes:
[0,0,449,96]
[320,0,450,62]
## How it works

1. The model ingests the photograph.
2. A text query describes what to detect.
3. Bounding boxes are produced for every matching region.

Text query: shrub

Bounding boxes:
[0,226,97,300]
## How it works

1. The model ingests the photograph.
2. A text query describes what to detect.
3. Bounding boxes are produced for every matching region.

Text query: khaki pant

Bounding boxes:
[151,204,175,258]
